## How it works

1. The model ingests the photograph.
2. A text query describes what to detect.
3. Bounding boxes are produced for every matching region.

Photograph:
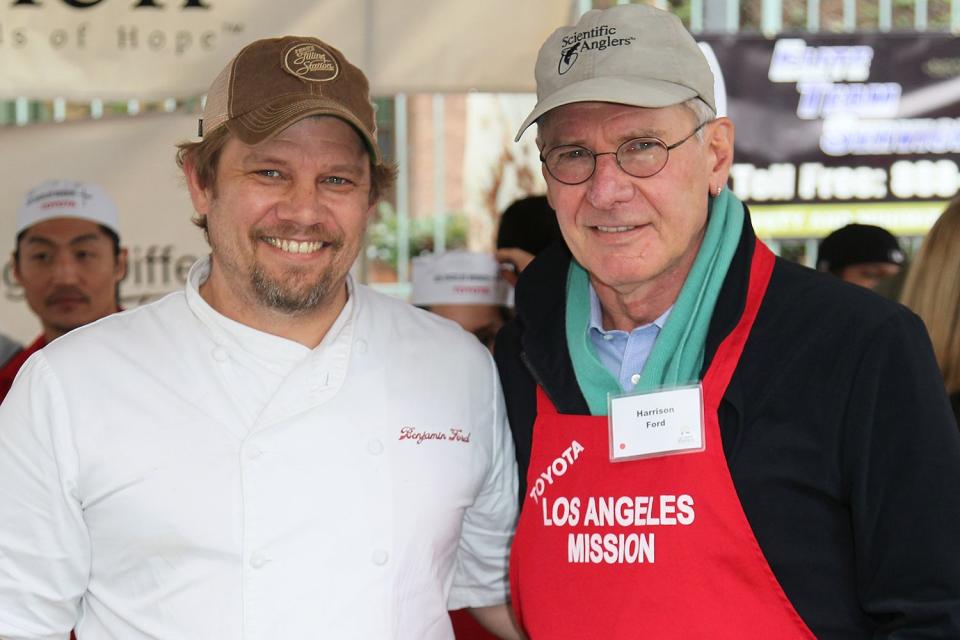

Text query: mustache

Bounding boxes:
[255,223,345,249]
[45,286,90,306]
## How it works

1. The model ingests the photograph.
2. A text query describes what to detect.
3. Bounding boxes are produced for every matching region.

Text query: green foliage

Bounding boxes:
[365,201,470,269]
[669,0,692,26]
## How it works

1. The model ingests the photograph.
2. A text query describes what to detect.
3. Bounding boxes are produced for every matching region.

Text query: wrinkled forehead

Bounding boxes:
[536,101,691,145]
[251,114,369,155]
[284,114,369,151]
[224,115,372,178]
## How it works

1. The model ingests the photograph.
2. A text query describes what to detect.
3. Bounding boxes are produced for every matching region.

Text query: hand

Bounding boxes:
[467,603,527,639]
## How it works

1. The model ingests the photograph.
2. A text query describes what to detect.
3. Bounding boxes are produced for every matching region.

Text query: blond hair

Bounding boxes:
[901,196,960,394]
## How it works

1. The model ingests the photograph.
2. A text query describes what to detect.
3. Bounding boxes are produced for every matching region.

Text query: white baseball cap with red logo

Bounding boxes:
[411,251,511,307]
[17,179,120,235]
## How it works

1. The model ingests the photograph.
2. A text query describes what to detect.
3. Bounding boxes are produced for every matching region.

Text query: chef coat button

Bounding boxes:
[355,339,368,354]
[630,373,641,385]
[371,549,389,566]
[212,347,229,362]
[246,446,263,460]
[366,439,384,455]
[250,552,269,569]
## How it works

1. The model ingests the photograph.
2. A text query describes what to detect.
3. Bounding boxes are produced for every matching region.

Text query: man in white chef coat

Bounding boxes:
[0,36,519,640]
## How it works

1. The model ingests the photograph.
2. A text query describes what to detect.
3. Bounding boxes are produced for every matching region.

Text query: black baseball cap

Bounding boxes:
[816,224,906,274]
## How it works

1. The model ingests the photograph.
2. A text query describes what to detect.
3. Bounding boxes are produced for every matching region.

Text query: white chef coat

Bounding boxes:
[0,257,517,640]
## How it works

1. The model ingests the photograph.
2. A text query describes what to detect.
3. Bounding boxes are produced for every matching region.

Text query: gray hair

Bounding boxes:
[682,97,716,142]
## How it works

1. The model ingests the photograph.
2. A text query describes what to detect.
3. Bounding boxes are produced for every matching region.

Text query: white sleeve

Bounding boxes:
[447,353,518,610]
[0,352,89,640]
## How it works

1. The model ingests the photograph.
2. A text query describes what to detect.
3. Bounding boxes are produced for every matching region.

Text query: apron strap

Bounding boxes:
[535,385,559,416]
[702,239,776,408]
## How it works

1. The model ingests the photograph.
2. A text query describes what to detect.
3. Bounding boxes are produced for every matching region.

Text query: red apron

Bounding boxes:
[509,241,814,639]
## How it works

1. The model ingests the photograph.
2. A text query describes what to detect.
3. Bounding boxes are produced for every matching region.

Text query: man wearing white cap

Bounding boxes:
[412,251,512,352]
[0,36,518,639]
[0,179,126,402]
[496,4,960,638]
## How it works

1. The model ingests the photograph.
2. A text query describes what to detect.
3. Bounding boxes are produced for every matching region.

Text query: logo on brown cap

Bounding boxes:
[283,42,340,82]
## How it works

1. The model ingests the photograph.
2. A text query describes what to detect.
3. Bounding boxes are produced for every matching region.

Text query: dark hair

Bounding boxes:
[496,195,563,255]
[14,223,121,264]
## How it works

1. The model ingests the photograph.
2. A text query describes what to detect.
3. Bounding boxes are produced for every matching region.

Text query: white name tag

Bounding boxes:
[608,384,705,462]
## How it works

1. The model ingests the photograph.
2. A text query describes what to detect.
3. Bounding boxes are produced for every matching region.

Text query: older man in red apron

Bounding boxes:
[495,4,960,638]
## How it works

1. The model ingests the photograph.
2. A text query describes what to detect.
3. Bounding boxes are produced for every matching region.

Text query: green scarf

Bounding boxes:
[565,188,745,416]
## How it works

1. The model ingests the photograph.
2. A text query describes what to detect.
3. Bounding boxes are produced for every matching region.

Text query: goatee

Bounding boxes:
[250,263,337,314]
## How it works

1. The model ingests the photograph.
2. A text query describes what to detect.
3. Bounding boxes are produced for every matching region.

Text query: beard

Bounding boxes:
[249,261,337,314]
[249,223,347,314]
[209,218,351,316]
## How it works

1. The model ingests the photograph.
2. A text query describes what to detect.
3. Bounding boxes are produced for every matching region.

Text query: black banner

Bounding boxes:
[700,33,960,209]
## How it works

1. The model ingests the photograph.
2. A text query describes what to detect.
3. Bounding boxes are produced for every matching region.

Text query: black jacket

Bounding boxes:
[495,213,960,638]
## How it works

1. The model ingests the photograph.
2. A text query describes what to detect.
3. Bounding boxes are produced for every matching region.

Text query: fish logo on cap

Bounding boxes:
[558,42,581,75]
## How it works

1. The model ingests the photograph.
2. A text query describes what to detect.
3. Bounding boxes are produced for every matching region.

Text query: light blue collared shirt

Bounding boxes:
[588,284,672,393]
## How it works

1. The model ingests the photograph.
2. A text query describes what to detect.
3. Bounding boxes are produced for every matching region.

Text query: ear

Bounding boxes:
[363,200,378,224]
[11,251,22,286]
[705,117,735,191]
[114,247,129,283]
[183,157,214,222]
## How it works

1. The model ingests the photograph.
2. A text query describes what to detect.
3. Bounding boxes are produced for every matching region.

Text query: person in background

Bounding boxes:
[496,4,960,637]
[495,195,563,286]
[411,250,511,353]
[901,196,960,424]
[0,35,519,640]
[816,223,906,290]
[0,179,126,402]
[411,252,515,639]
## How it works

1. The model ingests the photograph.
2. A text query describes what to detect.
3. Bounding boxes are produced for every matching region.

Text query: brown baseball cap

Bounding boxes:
[200,36,381,163]
[516,4,715,141]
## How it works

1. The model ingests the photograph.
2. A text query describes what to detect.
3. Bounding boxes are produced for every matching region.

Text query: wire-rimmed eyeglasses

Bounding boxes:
[540,121,710,186]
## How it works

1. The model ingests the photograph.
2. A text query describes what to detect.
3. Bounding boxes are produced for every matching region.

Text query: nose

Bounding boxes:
[276,180,327,226]
[51,253,81,285]
[585,154,634,210]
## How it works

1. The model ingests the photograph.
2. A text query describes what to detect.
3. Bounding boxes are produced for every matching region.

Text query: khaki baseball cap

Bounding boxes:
[516,4,715,141]
[17,180,120,235]
[200,36,381,163]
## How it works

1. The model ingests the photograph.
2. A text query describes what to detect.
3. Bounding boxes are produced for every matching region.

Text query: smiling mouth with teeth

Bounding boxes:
[595,225,638,233]
[263,237,330,254]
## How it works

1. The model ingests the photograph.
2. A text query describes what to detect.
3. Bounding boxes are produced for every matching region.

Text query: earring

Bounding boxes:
[715,185,723,197]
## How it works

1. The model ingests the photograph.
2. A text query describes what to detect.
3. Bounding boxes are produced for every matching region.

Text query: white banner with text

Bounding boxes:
[0,0,572,99]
